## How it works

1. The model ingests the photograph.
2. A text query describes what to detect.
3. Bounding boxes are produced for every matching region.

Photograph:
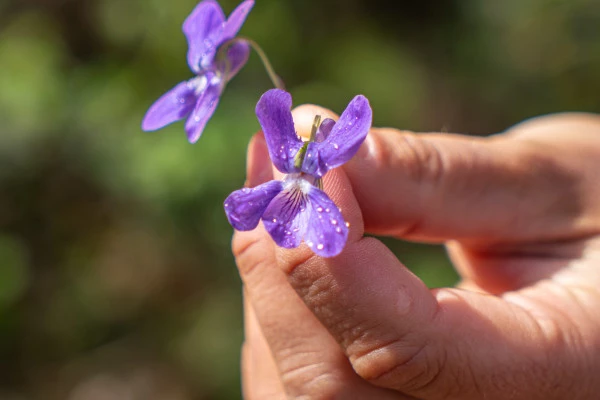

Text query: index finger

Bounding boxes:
[292,106,600,244]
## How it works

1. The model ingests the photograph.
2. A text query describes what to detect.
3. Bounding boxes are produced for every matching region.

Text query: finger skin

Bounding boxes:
[242,296,287,400]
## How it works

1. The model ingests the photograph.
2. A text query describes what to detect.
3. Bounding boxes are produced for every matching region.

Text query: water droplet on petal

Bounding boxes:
[317,244,324,250]
[325,208,330,213]
[345,222,350,228]
[332,143,339,150]
[335,227,342,233]
[224,202,229,208]
[316,207,323,212]
[331,219,338,225]
[306,241,314,247]
[272,218,277,223]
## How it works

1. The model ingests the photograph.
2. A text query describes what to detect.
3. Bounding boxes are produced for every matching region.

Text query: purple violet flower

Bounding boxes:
[224,89,372,257]
[142,0,254,143]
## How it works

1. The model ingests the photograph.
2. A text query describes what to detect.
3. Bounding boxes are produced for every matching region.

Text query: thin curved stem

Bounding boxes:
[219,37,285,90]
[242,37,285,90]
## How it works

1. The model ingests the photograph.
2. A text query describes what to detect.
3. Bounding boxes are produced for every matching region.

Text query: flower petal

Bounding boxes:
[184,81,222,143]
[222,0,254,41]
[223,40,250,79]
[183,0,226,73]
[304,187,348,257]
[142,80,197,131]
[305,95,372,175]
[262,185,310,249]
[315,118,336,142]
[255,89,303,174]
[224,180,283,231]
[298,141,327,177]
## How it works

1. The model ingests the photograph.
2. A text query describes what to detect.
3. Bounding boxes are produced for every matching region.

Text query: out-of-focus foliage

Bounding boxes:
[0,0,598,398]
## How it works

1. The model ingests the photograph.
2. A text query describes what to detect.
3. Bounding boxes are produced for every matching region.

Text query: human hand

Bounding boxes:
[234,107,600,399]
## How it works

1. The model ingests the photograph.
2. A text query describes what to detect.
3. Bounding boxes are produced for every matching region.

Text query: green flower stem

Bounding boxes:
[310,115,321,142]
[219,37,285,90]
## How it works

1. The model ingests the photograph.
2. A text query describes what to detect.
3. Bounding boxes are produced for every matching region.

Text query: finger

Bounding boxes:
[234,136,406,399]
[446,239,583,294]
[242,295,286,400]
[245,132,273,187]
[291,107,600,244]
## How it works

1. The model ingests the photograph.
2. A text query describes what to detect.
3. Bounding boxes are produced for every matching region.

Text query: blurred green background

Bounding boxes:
[0,0,599,398]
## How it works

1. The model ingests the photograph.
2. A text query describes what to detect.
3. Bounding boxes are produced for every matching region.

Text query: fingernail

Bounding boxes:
[246,133,272,187]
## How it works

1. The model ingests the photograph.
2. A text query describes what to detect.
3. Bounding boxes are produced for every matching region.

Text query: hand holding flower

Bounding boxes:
[235,110,600,399]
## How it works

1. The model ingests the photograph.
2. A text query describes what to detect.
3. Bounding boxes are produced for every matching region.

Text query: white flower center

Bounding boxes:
[187,73,223,96]
[282,174,317,194]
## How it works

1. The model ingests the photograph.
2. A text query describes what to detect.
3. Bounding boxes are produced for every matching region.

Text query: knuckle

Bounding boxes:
[279,358,347,400]
[232,232,272,278]
[350,337,447,394]
[396,132,447,187]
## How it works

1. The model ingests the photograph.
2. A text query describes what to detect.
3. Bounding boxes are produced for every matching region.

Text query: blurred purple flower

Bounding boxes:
[224,89,372,257]
[142,0,254,143]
